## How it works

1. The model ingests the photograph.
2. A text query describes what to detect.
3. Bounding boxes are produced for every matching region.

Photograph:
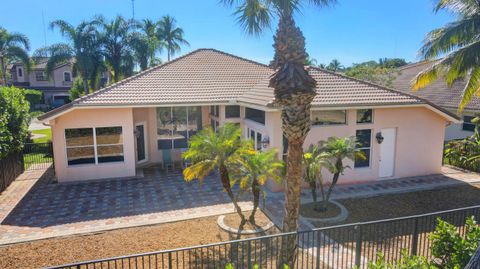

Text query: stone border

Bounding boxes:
[301,200,349,224]
[217,215,275,235]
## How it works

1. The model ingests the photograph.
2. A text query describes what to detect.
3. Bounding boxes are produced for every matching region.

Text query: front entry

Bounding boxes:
[379,128,396,178]
[135,123,147,164]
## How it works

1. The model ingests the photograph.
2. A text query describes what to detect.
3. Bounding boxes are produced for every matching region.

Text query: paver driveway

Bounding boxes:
[0,167,252,245]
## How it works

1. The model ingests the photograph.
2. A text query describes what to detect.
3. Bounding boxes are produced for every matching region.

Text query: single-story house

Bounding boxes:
[392,62,480,141]
[39,49,459,186]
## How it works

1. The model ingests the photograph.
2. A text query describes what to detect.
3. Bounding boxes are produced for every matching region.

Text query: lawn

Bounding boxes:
[0,211,277,269]
[30,128,52,143]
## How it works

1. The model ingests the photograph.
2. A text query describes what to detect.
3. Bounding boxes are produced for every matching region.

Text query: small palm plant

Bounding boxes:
[229,146,284,223]
[183,124,248,223]
[303,144,329,210]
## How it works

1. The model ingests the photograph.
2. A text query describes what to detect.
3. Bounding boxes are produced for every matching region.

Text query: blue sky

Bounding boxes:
[0,0,454,66]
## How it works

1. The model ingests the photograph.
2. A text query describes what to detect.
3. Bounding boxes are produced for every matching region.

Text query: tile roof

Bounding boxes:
[39,49,459,121]
[392,61,480,112]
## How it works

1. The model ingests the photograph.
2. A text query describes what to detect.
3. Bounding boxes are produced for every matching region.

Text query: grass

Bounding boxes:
[23,152,53,169]
[30,129,52,143]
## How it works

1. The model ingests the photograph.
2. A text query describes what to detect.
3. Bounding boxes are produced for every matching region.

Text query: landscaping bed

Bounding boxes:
[0,211,278,269]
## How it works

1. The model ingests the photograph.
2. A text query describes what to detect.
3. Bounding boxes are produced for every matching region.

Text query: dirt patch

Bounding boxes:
[0,211,278,269]
[300,202,341,219]
[223,210,272,231]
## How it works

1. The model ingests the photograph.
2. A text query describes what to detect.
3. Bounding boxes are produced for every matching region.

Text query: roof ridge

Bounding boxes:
[200,48,272,69]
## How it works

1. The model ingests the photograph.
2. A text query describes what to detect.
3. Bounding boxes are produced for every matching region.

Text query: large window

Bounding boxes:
[245,107,265,125]
[210,105,219,117]
[357,109,373,124]
[157,106,202,149]
[463,116,476,132]
[225,105,240,118]
[35,71,47,81]
[65,127,124,166]
[355,129,371,168]
[311,110,347,126]
[246,127,263,151]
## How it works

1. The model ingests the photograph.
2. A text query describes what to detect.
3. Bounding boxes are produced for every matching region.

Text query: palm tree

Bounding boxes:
[221,0,336,266]
[157,15,189,61]
[0,27,30,86]
[327,59,343,72]
[230,147,283,223]
[183,124,249,223]
[413,0,480,111]
[38,19,102,95]
[98,15,134,82]
[303,144,329,210]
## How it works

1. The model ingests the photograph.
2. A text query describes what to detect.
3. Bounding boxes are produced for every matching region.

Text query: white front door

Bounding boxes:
[379,128,396,178]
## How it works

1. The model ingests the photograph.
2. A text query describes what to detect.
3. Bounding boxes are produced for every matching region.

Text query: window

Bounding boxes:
[357,109,373,124]
[463,116,476,132]
[311,110,346,126]
[355,129,372,168]
[18,68,23,77]
[65,127,124,166]
[157,106,202,149]
[35,71,47,81]
[210,105,219,117]
[246,127,263,151]
[225,105,240,118]
[245,107,265,125]
[64,72,72,82]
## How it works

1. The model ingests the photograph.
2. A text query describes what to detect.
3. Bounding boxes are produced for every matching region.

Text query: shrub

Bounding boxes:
[23,89,43,110]
[367,251,436,269]
[0,86,30,158]
[69,77,88,101]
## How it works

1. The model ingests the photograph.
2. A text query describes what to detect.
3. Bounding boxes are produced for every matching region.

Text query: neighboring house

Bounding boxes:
[392,62,480,141]
[9,58,74,108]
[39,49,459,187]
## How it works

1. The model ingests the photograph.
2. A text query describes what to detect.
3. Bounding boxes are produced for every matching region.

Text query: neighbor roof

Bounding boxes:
[392,62,480,113]
[39,49,459,121]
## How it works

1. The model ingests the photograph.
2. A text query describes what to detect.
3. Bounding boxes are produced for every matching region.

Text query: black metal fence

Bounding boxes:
[0,152,24,193]
[47,205,480,269]
[22,142,53,170]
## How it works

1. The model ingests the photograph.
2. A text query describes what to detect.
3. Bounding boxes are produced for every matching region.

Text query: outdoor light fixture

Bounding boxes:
[376,132,384,144]
[261,136,270,148]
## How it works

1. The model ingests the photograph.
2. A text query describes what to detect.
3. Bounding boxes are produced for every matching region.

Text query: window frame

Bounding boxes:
[463,116,476,132]
[311,110,347,126]
[18,67,23,77]
[225,105,241,118]
[63,71,72,82]
[65,126,125,166]
[356,109,373,124]
[156,106,202,150]
[354,129,372,169]
[35,71,47,81]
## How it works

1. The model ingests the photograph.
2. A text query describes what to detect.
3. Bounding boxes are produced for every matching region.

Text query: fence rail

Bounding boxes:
[47,205,480,269]
[0,152,24,193]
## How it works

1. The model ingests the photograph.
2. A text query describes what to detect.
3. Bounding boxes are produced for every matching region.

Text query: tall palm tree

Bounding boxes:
[183,124,249,223]
[38,19,102,95]
[0,27,30,86]
[327,59,343,72]
[157,15,189,61]
[98,15,134,82]
[221,0,336,266]
[413,0,480,111]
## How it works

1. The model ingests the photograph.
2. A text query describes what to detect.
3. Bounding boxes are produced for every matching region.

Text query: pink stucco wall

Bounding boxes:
[50,108,136,183]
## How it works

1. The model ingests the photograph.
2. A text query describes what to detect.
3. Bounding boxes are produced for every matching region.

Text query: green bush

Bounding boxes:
[430,216,480,269]
[23,89,42,110]
[444,114,480,172]
[367,251,436,269]
[0,86,30,158]
[69,77,88,101]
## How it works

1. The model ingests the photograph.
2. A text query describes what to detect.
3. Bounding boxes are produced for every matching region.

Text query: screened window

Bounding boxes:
[225,105,240,118]
[65,127,124,166]
[355,129,372,168]
[157,106,202,149]
[311,110,346,126]
[64,72,72,82]
[245,107,265,125]
[210,105,219,117]
[357,109,373,124]
[463,116,476,132]
[18,68,23,77]
[35,71,47,81]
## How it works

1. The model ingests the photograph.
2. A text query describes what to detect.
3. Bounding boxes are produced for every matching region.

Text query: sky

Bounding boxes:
[0,0,455,67]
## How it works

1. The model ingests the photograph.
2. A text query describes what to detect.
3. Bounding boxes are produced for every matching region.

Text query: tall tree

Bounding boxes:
[327,59,343,72]
[221,0,336,266]
[0,27,30,86]
[98,15,134,82]
[413,0,480,111]
[157,15,189,61]
[38,19,102,95]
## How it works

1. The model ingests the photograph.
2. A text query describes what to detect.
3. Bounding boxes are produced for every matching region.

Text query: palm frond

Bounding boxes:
[6,32,30,51]
[233,0,273,35]
[50,20,76,40]
[434,0,480,16]
[6,46,30,71]
[459,66,480,111]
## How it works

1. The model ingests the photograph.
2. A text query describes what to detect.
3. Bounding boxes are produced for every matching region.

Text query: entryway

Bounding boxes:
[135,122,148,164]
[379,128,396,178]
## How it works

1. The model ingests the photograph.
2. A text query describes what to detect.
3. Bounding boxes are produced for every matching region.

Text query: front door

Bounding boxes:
[136,123,147,163]
[379,128,396,178]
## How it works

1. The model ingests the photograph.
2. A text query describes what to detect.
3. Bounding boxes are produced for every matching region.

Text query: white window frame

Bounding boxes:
[354,129,372,169]
[356,108,374,124]
[311,110,348,126]
[63,71,72,82]
[35,71,47,81]
[157,106,201,149]
[17,67,23,77]
[246,127,263,151]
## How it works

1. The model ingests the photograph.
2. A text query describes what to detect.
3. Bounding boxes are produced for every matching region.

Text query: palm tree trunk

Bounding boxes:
[219,164,246,223]
[249,179,260,223]
[269,14,317,268]
[82,77,89,95]
[0,57,7,86]
[465,245,480,269]
[167,49,171,62]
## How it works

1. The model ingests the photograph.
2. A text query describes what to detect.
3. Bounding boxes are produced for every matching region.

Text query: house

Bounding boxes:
[392,62,480,141]
[9,58,74,108]
[38,49,459,186]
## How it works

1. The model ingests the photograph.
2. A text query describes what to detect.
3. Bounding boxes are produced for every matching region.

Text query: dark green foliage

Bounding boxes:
[345,58,408,87]
[0,86,30,158]
[69,77,88,101]
[23,89,42,110]
[444,115,480,172]
[367,251,436,269]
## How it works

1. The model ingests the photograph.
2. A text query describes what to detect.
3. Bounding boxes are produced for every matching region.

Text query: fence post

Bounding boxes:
[411,218,419,256]
[247,240,252,269]
[168,252,172,269]
[355,225,362,268]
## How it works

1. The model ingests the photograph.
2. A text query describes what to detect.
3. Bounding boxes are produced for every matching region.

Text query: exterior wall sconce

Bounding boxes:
[261,136,270,148]
[376,132,384,144]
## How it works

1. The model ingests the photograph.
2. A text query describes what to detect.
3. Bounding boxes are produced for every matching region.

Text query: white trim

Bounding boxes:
[63,71,72,82]
[135,121,148,164]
